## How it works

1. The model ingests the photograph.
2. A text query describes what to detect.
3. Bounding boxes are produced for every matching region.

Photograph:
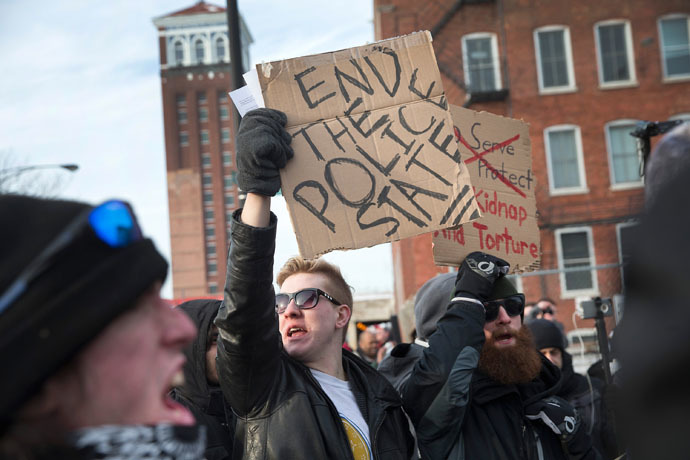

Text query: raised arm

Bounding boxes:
[214,109,293,415]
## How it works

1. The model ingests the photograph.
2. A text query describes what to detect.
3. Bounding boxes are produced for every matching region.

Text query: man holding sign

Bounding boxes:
[214,108,413,459]
[389,252,601,460]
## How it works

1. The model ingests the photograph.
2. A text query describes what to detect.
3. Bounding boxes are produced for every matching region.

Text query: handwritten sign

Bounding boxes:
[432,105,540,272]
[258,31,480,258]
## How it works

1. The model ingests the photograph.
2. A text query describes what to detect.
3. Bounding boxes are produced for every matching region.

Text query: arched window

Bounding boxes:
[174,41,184,65]
[195,39,205,63]
[216,37,226,62]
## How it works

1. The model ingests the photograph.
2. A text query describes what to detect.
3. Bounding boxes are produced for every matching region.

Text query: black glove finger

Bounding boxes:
[244,108,287,126]
[464,252,509,281]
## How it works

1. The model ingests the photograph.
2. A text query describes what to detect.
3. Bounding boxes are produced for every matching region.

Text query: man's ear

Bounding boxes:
[335,304,351,330]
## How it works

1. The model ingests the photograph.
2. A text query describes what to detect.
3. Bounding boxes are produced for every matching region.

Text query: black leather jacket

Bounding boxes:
[215,209,413,459]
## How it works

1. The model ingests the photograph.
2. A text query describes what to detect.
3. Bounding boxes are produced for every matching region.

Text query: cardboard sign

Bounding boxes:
[432,105,540,273]
[258,31,479,258]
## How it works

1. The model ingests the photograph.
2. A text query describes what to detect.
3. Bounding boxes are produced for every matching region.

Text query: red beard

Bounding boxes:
[478,325,542,385]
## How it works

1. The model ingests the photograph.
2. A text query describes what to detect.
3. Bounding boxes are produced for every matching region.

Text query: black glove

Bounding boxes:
[454,251,510,301]
[525,396,581,442]
[236,108,294,196]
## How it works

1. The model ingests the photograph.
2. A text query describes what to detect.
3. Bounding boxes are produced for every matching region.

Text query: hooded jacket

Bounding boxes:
[170,299,234,460]
[379,272,600,460]
[214,210,414,460]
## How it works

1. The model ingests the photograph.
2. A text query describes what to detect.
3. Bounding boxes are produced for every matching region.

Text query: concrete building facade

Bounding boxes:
[153,2,252,298]
[375,0,690,332]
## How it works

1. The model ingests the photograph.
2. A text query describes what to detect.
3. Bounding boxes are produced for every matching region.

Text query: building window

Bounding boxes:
[225,194,235,207]
[200,129,210,145]
[462,33,501,93]
[224,171,237,189]
[206,244,216,256]
[195,39,205,64]
[174,41,184,65]
[202,153,211,168]
[544,125,587,195]
[555,227,598,297]
[179,131,188,147]
[218,91,228,104]
[202,173,212,186]
[595,21,636,86]
[659,15,690,79]
[208,262,217,274]
[216,37,226,62]
[220,106,229,120]
[176,94,186,107]
[199,107,208,122]
[617,221,638,289]
[223,151,232,166]
[205,226,215,238]
[208,283,218,294]
[204,209,214,220]
[221,128,230,143]
[534,26,576,93]
[203,192,213,204]
[177,109,187,124]
[605,120,643,188]
[197,91,207,105]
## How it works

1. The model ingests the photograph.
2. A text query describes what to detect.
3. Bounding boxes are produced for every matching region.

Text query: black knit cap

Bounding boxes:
[0,195,168,425]
[527,318,566,351]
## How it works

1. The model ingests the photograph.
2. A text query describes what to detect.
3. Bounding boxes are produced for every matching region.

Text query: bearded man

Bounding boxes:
[379,252,600,460]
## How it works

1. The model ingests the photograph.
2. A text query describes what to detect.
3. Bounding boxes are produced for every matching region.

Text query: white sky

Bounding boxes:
[0,0,394,298]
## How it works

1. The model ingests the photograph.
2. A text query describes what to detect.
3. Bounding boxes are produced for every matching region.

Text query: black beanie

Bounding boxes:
[0,195,168,424]
[527,319,565,351]
[414,272,518,341]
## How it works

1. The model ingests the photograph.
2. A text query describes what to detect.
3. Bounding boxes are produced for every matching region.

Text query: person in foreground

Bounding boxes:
[214,108,414,459]
[0,195,204,459]
[391,252,601,459]
[171,299,235,459]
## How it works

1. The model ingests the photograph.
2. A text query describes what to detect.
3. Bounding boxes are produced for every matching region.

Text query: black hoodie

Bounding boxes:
[170,299,234,460]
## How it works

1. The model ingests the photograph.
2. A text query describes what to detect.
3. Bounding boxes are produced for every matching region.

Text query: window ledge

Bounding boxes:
[610,182,644,191]
[560,289,600,300]
[549,187,590,196]
[598,81,639,90]
[662,75,690,84]
[539,86,578,96]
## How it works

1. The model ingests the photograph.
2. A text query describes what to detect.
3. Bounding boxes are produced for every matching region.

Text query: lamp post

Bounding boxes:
[0,163,79,176]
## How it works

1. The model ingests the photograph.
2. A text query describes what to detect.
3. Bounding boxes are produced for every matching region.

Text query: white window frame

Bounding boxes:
[223,151,232,166]
[461,32,502,93]
[534,25,577,94]
[658,14,690,81]
[594,20,637,88]
[191,34,210,66]
[670,112,690,122]
[179,131,189,147]
[616,220,638,288]
[544,125,588,195]
[212,32,229,63]
[605,119,644,190]
[555,226,599,298]
[221,128,230,144]
[202,153,211,169]
[202,172,212,189]
[169,36,189,67]
[200,129,210,145]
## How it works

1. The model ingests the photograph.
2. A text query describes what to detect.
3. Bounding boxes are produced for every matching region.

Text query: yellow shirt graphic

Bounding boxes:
[342,417,372,460]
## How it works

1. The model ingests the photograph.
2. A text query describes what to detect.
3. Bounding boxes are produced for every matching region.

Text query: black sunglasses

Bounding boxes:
[275,288,342,314]
[483,294,525,322]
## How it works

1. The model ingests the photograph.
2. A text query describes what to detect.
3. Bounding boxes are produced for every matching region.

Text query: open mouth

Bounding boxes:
[162,370,196,425]
[495,333,514,344]
[287,327,307,338]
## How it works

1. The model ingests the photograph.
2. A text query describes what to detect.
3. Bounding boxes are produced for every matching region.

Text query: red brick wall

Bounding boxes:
[377,0,690,331]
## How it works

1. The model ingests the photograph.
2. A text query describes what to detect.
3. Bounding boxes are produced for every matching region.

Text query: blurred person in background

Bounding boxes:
[528,319,618,459]
[618,122,690,460]
[0,196,203,459]
[171,299,235,459]
[356,327,379,367]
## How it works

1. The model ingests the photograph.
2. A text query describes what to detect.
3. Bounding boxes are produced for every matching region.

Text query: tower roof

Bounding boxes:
[161,1,225,19]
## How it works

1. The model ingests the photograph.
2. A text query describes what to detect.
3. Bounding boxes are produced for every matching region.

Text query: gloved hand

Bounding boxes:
[525,396,581,442]
[236,108,294,196]
[454,251,510,301]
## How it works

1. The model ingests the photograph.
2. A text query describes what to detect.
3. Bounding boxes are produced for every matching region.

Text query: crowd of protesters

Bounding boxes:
[1,112,688,459]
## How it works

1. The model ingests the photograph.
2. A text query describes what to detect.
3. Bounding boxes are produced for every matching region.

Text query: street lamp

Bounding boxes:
[0,163,80,176]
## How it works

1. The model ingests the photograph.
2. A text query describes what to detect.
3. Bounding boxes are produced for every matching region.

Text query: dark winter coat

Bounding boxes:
[559,352,618,459]
[170,299,235,460]
[215,210,414,460]
[380,300,600,460]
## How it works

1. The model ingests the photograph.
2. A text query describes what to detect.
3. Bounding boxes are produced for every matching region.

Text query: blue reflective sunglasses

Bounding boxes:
[0,200,143,314]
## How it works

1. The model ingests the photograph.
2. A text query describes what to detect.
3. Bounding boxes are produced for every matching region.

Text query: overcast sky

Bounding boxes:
[0,0,394,298]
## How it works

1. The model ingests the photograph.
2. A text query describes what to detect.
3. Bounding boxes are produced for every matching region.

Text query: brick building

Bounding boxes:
[375,0,690,332]
[153,2,252,298]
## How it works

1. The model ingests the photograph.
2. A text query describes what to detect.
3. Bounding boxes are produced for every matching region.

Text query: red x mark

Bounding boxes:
[454,127,525,198]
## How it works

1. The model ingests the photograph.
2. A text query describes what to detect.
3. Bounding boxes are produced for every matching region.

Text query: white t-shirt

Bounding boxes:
[310,369,373,460]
